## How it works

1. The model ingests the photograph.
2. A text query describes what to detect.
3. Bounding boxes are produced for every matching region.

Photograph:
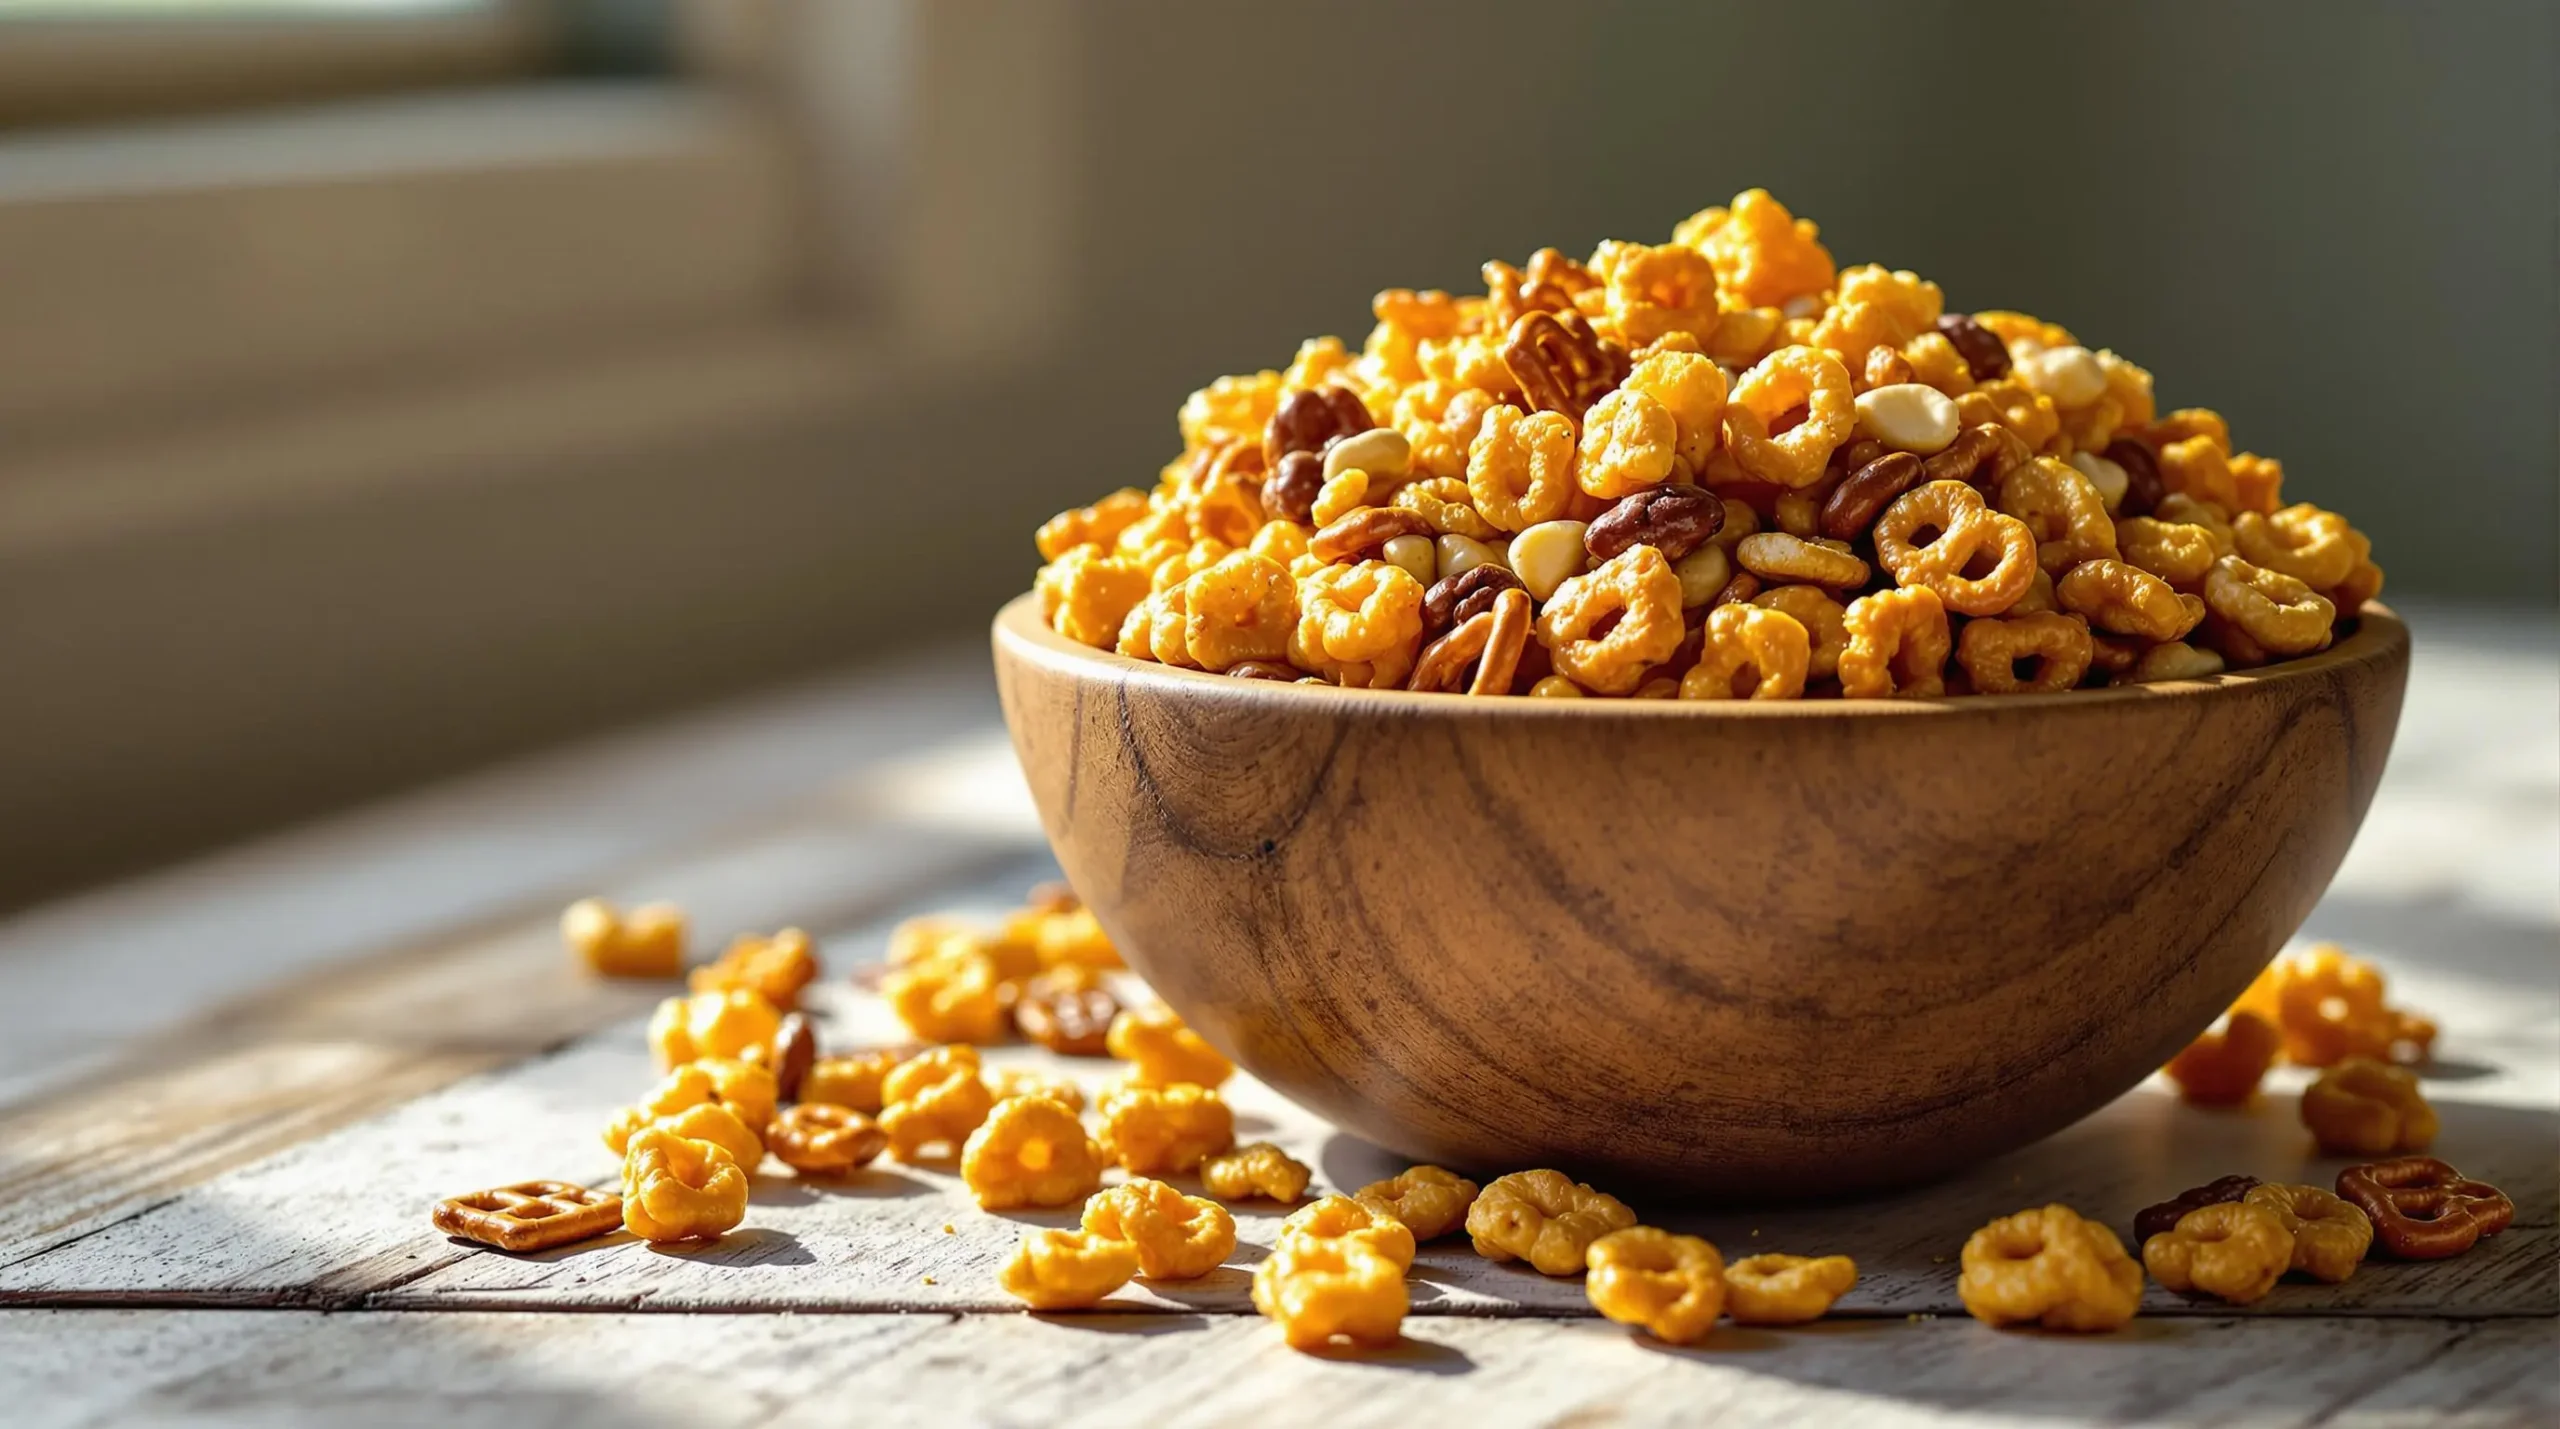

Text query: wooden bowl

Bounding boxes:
[992,593,2409,1197]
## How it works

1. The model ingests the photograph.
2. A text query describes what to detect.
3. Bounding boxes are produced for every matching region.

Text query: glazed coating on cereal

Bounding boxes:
[1030,190,2381,697]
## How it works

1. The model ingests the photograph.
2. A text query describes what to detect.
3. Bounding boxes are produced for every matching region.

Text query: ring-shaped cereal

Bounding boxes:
[1679,604,1810,701]
[1602,241,1720,348]
[1753,584,1848,680]
[2233,505,2359,592]
[1293,560,1425,666]
[2140,1201,2295,1305]
[1533,546,1686,696]
[1181,552,1297,670]
[2241,1183,2374,1283]
[1391,476,1500,541]
[1584,1226,1727,1345]
[1576,388,1680,499]
[1838,586,1950,699]
[1958,1204,2143,1332]
[1082,1177,1239,1280]
[1997,457,2119,573]
[1734,532,1870,589]
[1956,611,2094,695]
[1467,404,1579,532]
[1723,1252,1859,1325]
[1723,345,1854,489]
[2202,555,2334,655]
[1871,480,2038,616]
[2057,558,2208,642]
[2114,516,2220,587]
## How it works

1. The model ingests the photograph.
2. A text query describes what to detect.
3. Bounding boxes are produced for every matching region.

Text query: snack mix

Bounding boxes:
[1031,190,2380,696]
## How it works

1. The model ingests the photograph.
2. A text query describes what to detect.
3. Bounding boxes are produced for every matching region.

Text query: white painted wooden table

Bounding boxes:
[1,603,2552,1427]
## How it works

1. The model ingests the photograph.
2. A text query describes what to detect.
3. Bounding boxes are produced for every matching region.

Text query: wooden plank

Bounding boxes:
[1,1309,2550,1429]
[8,957,2548,1320]
[0,819,1050,1271]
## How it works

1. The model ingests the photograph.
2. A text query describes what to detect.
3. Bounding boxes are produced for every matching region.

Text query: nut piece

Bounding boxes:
[1354,1165,1480,1241]
[1584,1226,1727,1344]
[2141,1201,2294,1305]
[1467,1169,1637,1276]
[1934,312,2012,380]
[1508,519,1592,602]
[1958,1204,2142,1333]
[768,1012,817,1103]
[1584,485,1726,563]
[1422,564,1527,638]
[1723,1252,1858,1325]
[1014,972,1121,1057]
[1323,427,1412,485]
[1853,383,1960,454]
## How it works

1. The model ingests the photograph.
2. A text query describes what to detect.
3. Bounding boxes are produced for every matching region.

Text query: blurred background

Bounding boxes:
[1,0,2552,912]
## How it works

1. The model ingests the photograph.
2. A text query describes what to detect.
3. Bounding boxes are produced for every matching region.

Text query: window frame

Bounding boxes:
[0,1,561,128]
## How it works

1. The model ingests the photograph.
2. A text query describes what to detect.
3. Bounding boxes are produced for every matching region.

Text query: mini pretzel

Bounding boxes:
[433,1181,624,1253]
[2336,1157,2513,1261]
[770,1103,889,1174]
[1501,309,1621,417]
[1872,480,2038,616]
[1309,507,1434,565]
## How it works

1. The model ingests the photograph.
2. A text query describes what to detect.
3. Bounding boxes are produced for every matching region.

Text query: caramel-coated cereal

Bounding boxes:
[1958,1204,2142,1333]
[1281,1194,1419,1271]
[1354,1165,1480,1241]
[1467,1169,1638,1276]
[562,898,685,979]
[1724,1252,1859,1325]
[877,1046,995,1161]
[1584,1226,1727,1344]
[1083,1177,1239,1280]
[1201,1141,1312,1204]
[1097,1082,1234,1175]
[620,1126,749,1244]
[1252,1236,1408,1351]
[2242,1183,2375,1283]
[2301,1055,2438,1157]
[2141,1201,2294,1305]
[1001,1228,1142,1310]
[1105,1003,1235,1088]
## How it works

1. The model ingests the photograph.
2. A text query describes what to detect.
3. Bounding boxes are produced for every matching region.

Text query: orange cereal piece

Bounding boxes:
[2162,1009,2283,1106]
[562,898,685,979]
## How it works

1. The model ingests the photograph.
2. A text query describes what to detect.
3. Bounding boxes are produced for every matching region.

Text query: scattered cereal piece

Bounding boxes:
[1083,1178,1238,1280]
[878,1046,996,1161]
[1252,1236,1407,1352]
[1106,1004,1235,1089]
[2162,1010,2282,1106]
[2242,1183,2374,1283]
[2133,1175,2262,1244]
[2301,1056,2437,1156]
[1280,1194,1417,1272]
[1724,1253,1858,1325]
[620,1127,749,1243]
[961,1094,1107,1210]
[1957,1204,2141,1332]
[2265,945,2436,1067]
[2140,1201,2293,1305]
[1353,1165,1479,1241]
[1201,1141,1312,1204]
[1466,1169,1637,1276]
[1000,1229,1141,1310]
[689,927,819,1011]
[562,899,685,979]
[1096,1082,1234,1175]
[801,1048,907,1115]
[1584,1226,1726,1344]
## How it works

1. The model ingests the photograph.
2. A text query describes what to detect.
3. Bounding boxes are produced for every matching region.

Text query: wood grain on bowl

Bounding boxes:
[992,594,2410,1198]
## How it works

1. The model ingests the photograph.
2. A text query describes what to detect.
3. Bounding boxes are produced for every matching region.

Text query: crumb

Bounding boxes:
[942,1223,956,1234]
[923,1275,938,1285]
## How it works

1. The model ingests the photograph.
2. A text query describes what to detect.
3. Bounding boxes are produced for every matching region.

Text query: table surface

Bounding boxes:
[2,603,2553,1429]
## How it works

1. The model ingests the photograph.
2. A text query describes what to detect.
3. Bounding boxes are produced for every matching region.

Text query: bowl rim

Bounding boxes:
[994,591,2408,719]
